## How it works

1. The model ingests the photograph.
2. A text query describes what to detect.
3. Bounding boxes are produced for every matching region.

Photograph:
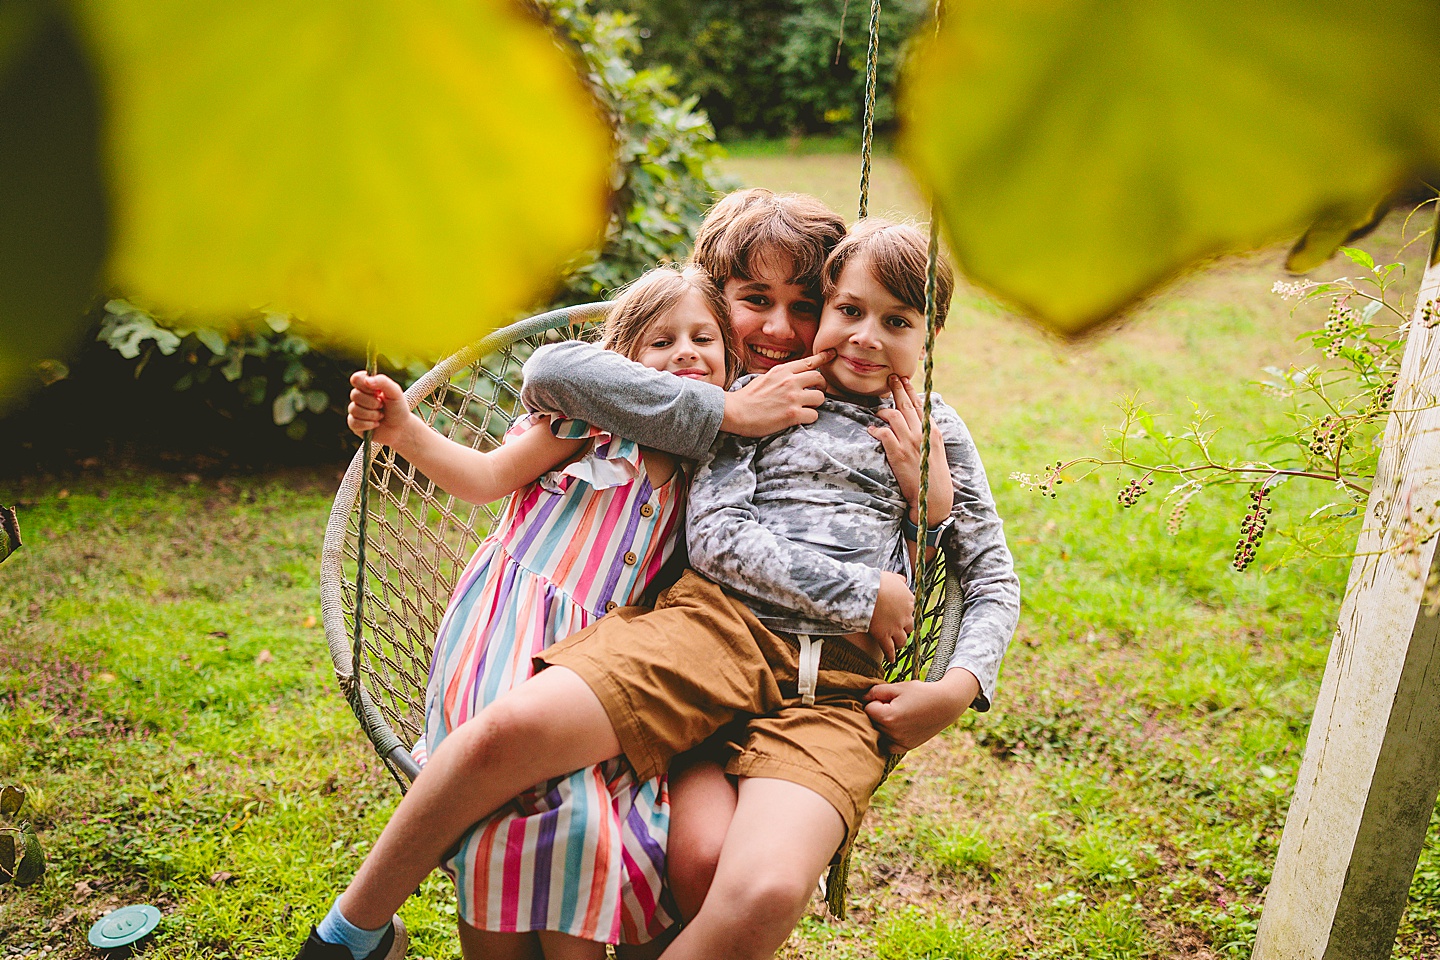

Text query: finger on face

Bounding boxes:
[795,348,836,371]
[794,369,828,389]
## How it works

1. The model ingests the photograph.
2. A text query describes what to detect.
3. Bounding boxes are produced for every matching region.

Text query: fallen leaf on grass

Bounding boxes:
[208,871,233,886]
[49,909,77,930]
[302,615,317,629]
[207,630,229,639]
[74,879,94,900]
[254,650,273,665]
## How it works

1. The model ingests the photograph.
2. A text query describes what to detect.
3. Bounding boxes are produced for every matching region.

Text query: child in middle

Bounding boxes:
[328,266,742,960]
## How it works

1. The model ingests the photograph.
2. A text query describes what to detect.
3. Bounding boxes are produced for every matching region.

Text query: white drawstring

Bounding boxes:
[797,633,823,706]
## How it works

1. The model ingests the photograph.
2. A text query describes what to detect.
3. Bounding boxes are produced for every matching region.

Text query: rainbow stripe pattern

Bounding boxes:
[423,416,684,944]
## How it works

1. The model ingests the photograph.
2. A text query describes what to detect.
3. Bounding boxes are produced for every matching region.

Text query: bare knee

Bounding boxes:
[436,698,543,773]
[708,867,816,946]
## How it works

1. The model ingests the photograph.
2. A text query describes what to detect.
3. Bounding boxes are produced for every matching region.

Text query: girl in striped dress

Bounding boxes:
[345,267,741,960]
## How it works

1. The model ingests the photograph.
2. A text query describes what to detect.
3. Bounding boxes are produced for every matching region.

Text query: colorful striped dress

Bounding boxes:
[421,415,684,944]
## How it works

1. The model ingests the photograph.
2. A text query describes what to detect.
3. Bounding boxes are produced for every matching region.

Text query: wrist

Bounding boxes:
[900,515,953,547]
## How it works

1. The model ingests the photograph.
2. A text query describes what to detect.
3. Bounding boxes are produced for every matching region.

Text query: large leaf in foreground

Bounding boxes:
[77,0,613,357]
[901,0,1440,337]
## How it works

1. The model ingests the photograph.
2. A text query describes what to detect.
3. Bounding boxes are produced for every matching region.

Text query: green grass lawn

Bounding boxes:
[4,154,1440,959]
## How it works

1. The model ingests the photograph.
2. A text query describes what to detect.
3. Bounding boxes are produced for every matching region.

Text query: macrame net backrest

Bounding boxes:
[319,303,608,786]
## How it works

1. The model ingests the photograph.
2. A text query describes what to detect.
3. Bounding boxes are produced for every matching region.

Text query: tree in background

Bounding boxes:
[599,0,929,140]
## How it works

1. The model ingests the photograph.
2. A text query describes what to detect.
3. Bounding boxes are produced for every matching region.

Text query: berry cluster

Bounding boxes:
[1309,415,1351,460]
[1423,298,1437,330]
[1012,462,1063,499]
[1117,476,1152,507]
[1371,375,1397,414]
[1233,487,1272,571]
[1166,497,1188,535]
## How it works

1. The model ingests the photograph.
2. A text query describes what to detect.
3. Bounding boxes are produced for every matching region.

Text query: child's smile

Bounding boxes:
[723,254,821,374]
[812,256,927,398]
[634,286,730,387]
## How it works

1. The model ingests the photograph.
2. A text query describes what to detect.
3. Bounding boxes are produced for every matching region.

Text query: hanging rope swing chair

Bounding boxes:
[317,0,958,919]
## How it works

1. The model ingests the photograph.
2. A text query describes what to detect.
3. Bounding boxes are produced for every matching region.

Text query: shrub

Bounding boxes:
[599,0,931,140]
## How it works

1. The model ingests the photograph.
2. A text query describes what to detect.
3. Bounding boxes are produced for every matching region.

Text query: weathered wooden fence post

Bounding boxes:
[1253,215,1440,960]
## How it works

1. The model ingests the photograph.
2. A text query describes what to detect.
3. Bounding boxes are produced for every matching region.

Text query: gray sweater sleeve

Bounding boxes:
[520,341,727,460]
[930,401,1020,711]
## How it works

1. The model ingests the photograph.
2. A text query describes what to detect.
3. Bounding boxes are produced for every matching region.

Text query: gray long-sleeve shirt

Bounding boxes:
[521,344,1019,708]
[687,381,1019,710]
[522,341,726,460]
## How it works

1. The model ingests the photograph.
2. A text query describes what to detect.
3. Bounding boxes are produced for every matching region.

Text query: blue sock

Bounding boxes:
[316,901,388,960]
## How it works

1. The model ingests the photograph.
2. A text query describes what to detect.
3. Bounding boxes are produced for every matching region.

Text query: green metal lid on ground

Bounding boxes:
[87,905,161,950]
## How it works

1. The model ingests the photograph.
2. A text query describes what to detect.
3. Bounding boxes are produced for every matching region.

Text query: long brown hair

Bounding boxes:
[603,266,744,385]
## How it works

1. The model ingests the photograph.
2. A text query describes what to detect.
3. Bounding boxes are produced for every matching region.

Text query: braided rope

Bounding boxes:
[910,214,942,677]
[857,0,882,219]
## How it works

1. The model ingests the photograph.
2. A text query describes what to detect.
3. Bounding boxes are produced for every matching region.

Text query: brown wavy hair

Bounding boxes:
[822,219,955,329]
[690,188,847,297]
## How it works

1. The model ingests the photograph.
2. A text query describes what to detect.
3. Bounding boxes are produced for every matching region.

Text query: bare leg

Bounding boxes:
[339,667,622,929]
[665,757,736,920]
[535,931,607,960]
[457,924,541,960]
[661,778,844,960]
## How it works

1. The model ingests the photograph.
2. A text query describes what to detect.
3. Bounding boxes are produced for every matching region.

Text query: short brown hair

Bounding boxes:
[690,188,846,297]
[822,219,956,328]
[603,266,744,385]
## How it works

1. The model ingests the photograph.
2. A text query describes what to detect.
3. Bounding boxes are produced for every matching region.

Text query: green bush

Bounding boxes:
[599,0,931,139]
[3,0,725,463]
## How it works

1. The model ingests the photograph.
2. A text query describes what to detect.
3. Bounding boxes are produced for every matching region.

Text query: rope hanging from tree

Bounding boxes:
[340,0,950,918]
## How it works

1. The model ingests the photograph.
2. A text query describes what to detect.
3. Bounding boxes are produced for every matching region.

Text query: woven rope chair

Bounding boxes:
[317,301,967,917]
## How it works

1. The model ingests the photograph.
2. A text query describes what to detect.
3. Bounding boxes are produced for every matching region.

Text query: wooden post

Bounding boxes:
[1253,216,1440,960]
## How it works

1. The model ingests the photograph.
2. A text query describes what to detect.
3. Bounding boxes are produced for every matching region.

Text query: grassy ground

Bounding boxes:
[4,153,1439,959]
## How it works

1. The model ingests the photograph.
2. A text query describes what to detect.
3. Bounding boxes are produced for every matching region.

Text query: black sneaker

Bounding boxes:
[294,917,407,960]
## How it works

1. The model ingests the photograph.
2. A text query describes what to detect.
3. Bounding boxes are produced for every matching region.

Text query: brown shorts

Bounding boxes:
[536,570,888,841]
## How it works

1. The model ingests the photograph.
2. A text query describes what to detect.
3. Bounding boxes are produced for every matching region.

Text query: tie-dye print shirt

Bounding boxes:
[686,379,1020,708]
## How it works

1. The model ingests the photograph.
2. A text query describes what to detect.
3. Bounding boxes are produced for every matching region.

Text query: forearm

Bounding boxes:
[521,341,725,458]
[391,417,581,507]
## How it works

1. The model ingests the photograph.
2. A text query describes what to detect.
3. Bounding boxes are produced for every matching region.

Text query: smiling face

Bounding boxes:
[722,253,822,374]
[812,255,927,398]
[633,285,731,387]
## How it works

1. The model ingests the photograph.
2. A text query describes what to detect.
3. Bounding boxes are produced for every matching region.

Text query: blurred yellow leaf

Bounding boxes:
[902,0,1440,336]
[76,0,612,357]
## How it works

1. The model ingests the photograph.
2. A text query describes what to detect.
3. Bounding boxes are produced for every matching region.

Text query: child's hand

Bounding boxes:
[864,668,980,753]
[869,376,953,525]
[347,372,415,450]
[720,351,834,437]
[868,571,914,662]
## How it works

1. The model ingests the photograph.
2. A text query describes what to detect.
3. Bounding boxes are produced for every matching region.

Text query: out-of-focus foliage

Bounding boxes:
[0,4,107,413]
[902,0,1440,337]
[1,0,614,415]
[76,0,613,357]
[3,1,723,459]
[550,0,728,299]
[97,300,427,443]
[599,0,929,140]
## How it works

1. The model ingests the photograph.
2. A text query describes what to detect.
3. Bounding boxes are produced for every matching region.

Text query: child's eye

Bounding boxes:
[792,301,820,316]
[744,295,770,307]
[650,338,673,348]
[839,304,862,318]
[886,315,913,329]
